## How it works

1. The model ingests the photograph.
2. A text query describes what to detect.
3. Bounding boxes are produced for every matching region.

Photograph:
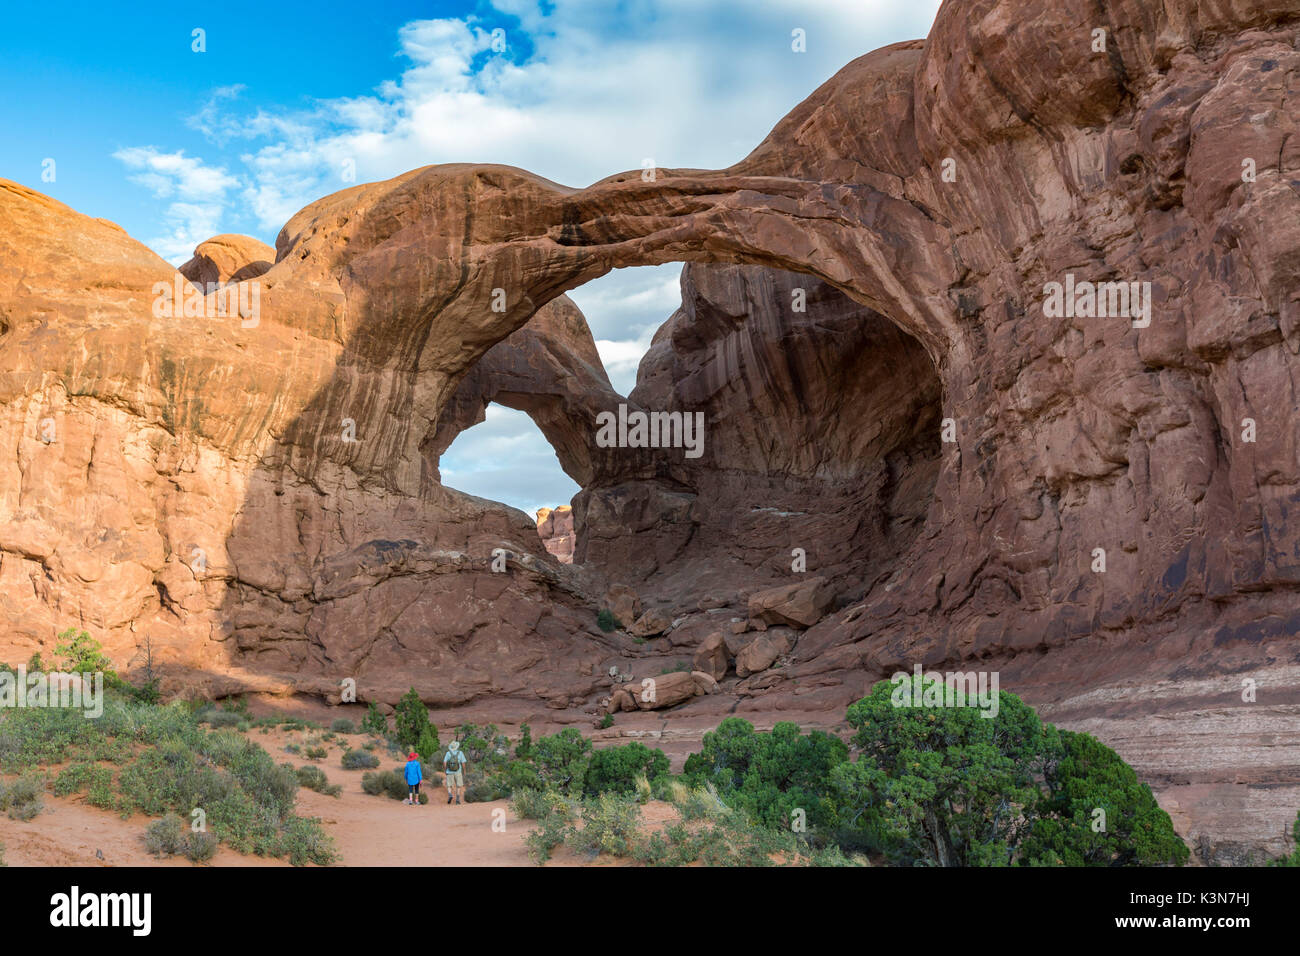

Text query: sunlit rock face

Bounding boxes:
[1,0,1298,858]
[536,506,575,564]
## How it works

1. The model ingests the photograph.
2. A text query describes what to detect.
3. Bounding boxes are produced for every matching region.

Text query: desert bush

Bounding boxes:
[510,788,552,820]
[524,792,578,864]
[567,793,642,858]
[395,688,436,752]
[295,765,341,797]
[330,718,355,734]
[0,775,46,820]
[304,746,327,761]
[582,742,669,797]
[54,762,112,797]
[341,749,380,770]
[144,813,186,857]
[360,770,408,800]
[55,628,117,680]
[454,723,509,769]
[275,815,338,866]
[205,711,243,730]
[596,608,617,632]
[530,728,592,794]
[684,718,846,832]
[0,697,335,865]
[183,830,219,863]
[359,703,388,736]
[464,779,507,803]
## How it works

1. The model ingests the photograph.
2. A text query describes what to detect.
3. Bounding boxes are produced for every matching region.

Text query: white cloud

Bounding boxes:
[189,0,943,235]
[113,147,242,263]
[440,404,580,517]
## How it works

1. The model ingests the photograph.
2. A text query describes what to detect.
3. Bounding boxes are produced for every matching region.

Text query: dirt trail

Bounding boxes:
[0,726,670,867]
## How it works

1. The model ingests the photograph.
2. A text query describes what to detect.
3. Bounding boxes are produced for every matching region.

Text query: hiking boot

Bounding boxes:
[455,796,461,804]
[447,794,453,804]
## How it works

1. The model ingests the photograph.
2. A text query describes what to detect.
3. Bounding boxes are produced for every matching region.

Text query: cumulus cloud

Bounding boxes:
[112,147,241,262]
[187,0,942,235]
[440,404,581,517]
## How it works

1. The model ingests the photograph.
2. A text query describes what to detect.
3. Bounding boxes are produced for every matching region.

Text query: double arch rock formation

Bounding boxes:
[1,0,1298,858]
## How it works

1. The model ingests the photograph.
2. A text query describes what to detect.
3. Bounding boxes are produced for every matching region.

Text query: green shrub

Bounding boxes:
[144,814,186,857]
[567,793,642,858]
[0,697,336,865]
[330,718,356,734]
[55,628,117,679]
[54,762,112,797]
[295,765,341,797]
[464,779,508,803]
[341,749,380,770]
[304,746,327,761]
[1020,730,1189,866]
[183,830,219,863]
[415,724,441,763]
[510,788,552,820]
[684,718,846,833]
[599,714,614,729]
[596,608,617,632]
[514,723,533,760]
[205,711,243,729]
[359,703,388,737]
[0,775,45,821]
[530,729,592,794]
[275,815,338,866]
[360,770,408,800]
[454,723,509,768]
[1272,812,1300,867]
[395,688,435,751]
[583,742,669,797]
[830,680,1188,867]
[524,792,577,864]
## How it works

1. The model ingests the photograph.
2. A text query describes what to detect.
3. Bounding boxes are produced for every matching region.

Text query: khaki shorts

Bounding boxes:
[445,770,464,788]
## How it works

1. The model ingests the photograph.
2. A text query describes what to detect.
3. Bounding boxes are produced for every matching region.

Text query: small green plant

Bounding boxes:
[415,723,441,763]
[55,628,117,679]
[144,814,186,857]
[26,652,44,673]
[567,793,643,858]
[524,792,578,864]
[599,714,614,729]
[395,688,436,751]
[341,749,380,770]
[360,702,388,736]
[596,608,617,632]
[361,770,409,801]
[183,830,219,863]
[295,765,341,796]
[304,746,327,761]
[0,775,45,821]
[510,789,551,820]
[330,718,356,734]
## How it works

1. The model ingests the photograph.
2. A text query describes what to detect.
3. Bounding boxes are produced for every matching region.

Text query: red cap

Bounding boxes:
[408,752,418,760]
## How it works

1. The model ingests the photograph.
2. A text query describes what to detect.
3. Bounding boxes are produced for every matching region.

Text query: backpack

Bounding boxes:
[445,750,463,771]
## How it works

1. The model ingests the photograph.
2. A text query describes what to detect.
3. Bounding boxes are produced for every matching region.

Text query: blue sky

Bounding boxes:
[3,0,942,518]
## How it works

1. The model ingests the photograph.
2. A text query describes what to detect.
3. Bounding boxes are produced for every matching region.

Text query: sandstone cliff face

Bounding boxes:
[1,0,1299,858]
[536,506,575,564]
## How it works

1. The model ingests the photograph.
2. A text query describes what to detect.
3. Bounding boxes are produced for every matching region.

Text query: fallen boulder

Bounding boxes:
[747,576,834,628]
